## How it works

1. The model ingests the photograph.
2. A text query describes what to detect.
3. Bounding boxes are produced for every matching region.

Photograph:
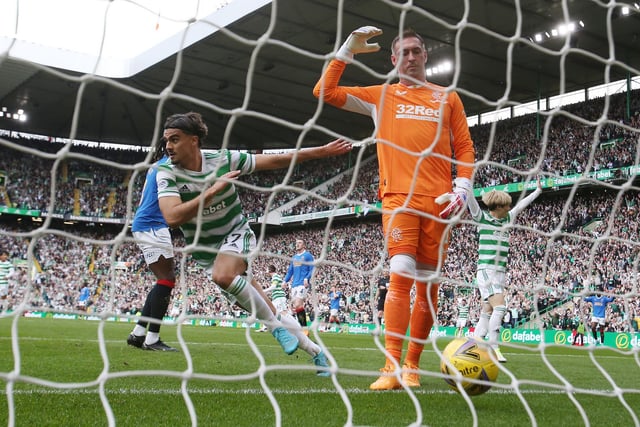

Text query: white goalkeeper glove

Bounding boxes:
[435,178,472,219]
[336,26,383,63]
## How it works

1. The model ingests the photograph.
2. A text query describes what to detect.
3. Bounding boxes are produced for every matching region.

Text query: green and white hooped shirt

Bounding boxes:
[157,149,255,265]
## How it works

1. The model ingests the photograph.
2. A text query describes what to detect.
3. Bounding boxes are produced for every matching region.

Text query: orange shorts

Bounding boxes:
[381,193,450,267]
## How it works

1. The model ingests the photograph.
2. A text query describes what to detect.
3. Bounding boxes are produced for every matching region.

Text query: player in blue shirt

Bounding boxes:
[77,284,91,310]
[584,291,615,345]
[327,285,343,331]
[284,239,314,331]
[127,142,178,351]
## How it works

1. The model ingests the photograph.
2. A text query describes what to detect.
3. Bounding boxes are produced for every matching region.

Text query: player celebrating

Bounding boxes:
[156,112,351,356]
[284,239,314,333]
[314,27,475,389]
[584,290,615,346]
[127,141,178,351]
[467,179,542,363]
[455,298,470,337]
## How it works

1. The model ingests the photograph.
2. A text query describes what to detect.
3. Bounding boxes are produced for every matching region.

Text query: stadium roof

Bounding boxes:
[0,0,639,151]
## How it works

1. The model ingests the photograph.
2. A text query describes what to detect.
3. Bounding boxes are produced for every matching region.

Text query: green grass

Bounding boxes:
[1,317,638,427]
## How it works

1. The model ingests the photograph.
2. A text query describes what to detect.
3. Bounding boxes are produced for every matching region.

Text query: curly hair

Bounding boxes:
[150,137,166,163]
[163,112,208,147]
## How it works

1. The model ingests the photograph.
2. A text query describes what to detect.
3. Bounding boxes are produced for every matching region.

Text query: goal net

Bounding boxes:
[1,1,639,426]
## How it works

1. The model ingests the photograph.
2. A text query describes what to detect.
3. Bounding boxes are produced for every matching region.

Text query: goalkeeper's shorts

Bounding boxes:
[381,193,448,266]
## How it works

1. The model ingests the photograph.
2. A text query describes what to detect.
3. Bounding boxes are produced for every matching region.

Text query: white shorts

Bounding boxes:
[476,269,506,301]
[0,284,8,298]
[219,222,257,256]
[203,222,257,272]
[133,228,174,265]
[272,296,289,314]
[330,308,340,317]
[591,316,606,326]
[290,285,307,301]
[456,317,468,328]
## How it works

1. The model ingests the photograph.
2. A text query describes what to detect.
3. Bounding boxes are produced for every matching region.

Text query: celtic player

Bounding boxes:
[455,298,470,337]
[156,112,351,357]
[467,178,542,363]
[0,251,15,313]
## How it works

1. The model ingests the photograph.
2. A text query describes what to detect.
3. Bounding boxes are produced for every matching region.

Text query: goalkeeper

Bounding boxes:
[314,27,475,390]
[467,178,542,362]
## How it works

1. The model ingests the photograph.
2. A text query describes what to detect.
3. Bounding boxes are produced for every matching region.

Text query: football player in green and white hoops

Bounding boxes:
[467,178,542,363]
[156,111,351,363]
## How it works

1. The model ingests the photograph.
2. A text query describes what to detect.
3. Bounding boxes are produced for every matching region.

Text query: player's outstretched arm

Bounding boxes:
[254,138,352,171]
[313,27,381,109]
[510,177,543,216]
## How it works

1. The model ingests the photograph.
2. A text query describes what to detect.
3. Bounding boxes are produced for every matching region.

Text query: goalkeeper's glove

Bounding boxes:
[336,26,383,63]
[435,178,472,219]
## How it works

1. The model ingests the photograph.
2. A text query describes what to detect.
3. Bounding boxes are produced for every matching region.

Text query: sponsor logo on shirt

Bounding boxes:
[395,104,441,121]
[203,200,227,215]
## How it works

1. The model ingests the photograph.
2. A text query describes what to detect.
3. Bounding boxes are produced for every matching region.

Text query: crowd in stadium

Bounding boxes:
[1,90,639,334]
[2,90,639,219]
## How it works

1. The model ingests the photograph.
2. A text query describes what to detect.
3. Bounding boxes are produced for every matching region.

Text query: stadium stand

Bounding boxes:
[0,91,639,334]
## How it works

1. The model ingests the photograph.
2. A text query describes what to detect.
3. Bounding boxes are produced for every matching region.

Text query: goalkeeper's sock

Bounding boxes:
[474,312,491,339]
[383,273,413,364]
[405,281,438,367]
[281,313,321,356]
[227,275,278,327]
[488,305,507,345]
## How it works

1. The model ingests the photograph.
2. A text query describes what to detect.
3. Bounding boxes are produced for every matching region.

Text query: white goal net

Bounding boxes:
[1,1,640,426]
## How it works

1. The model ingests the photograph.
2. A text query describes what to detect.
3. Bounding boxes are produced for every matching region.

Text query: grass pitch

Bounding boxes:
[1,317,638,427]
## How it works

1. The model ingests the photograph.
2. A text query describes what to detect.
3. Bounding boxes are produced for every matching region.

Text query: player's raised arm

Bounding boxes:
[313,26,382,110]
[510,177,543,217]
[253,138,352,171]
[336,26,383,63]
